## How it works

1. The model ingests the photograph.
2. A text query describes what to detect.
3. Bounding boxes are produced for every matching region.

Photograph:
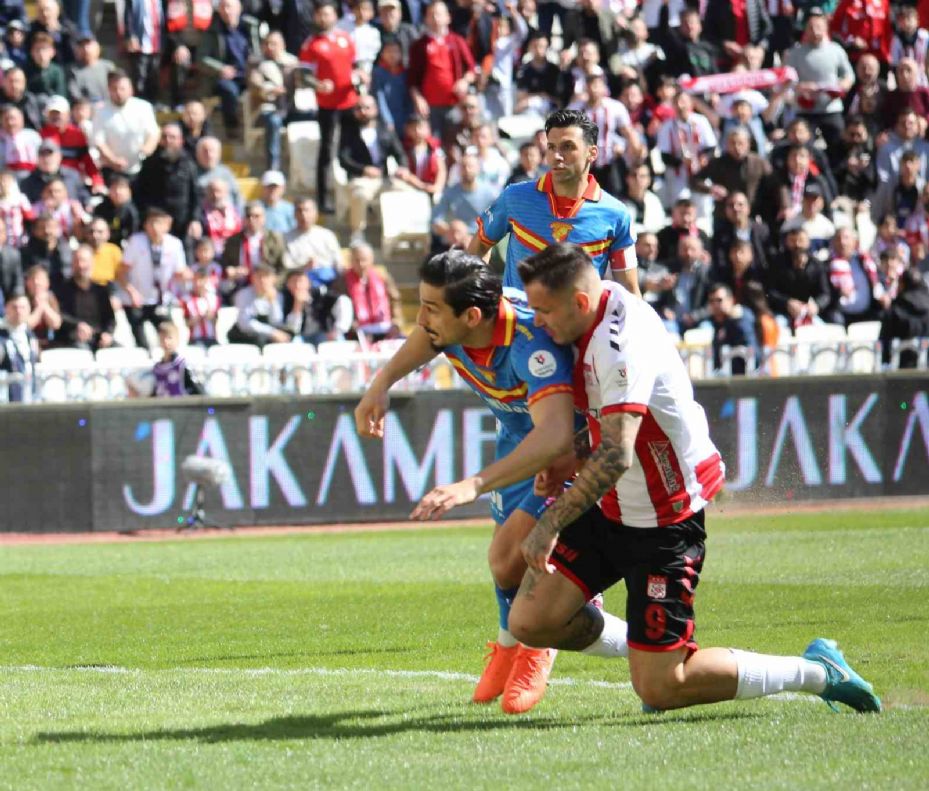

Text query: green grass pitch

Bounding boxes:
[2,506,928,790]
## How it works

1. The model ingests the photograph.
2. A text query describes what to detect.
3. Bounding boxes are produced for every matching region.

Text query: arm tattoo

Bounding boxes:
[534,412,640,539]
[573,428,592,461]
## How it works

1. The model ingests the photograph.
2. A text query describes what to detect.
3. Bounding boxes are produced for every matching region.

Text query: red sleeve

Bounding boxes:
[455,33,475,73]
[298,38,316,65]
[829,0,850,39]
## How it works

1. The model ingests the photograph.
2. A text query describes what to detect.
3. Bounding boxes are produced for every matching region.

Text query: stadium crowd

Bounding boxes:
[2,0,929,401]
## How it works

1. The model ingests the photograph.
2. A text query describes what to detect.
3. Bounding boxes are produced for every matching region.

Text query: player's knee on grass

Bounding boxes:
[507,598,555,648]
[629,653,689,711]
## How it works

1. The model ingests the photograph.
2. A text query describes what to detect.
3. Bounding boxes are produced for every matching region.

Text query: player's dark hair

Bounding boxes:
[419,249,501,319]
[517,242,591,293]
[545,109,598,147]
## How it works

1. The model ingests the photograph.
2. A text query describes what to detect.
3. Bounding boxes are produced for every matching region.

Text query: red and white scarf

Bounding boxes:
[346,268,390,326]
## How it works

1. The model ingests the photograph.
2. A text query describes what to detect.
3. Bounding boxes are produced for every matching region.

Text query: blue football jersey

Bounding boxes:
[476,173,637,289]
[443,288,574,440]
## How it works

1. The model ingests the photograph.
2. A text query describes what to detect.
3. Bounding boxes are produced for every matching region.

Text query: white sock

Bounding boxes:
[581,611,629,658]
[731,649,828,699]
[497,627,518,648]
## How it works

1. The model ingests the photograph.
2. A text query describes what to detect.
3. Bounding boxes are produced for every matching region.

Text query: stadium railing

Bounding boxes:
[2,338,928,403]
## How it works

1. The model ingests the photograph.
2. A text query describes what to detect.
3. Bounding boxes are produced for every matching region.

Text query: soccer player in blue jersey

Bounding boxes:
[468,109,642,298]
[354,250,629,714]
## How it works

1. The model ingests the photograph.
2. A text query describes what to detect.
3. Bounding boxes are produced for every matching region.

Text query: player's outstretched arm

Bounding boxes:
[466,233,494,261]
[410,392,575,520]
[354,327,438,439]
[522,411,642,573]
[611,264,642,299]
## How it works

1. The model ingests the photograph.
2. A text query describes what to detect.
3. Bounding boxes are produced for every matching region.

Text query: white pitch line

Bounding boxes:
[0,664,634,691]
[10,666,905,707]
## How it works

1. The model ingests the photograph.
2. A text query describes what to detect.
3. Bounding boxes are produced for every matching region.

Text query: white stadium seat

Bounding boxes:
[380,190,433,261]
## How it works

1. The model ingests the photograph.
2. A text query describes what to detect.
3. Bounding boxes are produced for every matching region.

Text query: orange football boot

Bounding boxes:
[472,641,519,703]
[501,646,558,714]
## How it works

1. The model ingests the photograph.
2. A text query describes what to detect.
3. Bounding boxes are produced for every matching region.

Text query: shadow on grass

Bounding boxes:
[33,708,762,744]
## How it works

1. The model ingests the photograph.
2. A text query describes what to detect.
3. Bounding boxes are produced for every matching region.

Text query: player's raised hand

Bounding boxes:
[521,524,558,574]
[410,477,482,521]
[354,387,390,438]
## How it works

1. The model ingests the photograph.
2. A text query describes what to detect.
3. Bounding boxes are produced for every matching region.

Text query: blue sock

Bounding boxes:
[494,585,520,631]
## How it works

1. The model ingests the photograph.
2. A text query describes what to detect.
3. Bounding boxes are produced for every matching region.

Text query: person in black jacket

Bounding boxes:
[52,244,115,351]
[701,0,772,66]
[92,175,140,246]
[881,267,929,367]
[20,137,88,205]
[0,222,23,303]
[134,123,201,239]
[655,7,720,80]
[711,191,772,275]
[766,227,833,330]
[338,94,409,240]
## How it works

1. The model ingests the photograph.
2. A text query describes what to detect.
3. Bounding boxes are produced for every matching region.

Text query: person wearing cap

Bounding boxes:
[134,122,200,238]
[39,94,103,192]
[0,104,42,176]
[373,0,417,66]
[0,1,27,32]
[780,181,837,258]
[3,18,30,69]
[20,135,88,204]
[784,8,855,150]
[259,170,295,233]
[67,33,114,104]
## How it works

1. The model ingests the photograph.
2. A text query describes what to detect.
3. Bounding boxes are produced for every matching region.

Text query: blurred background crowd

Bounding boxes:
[2,0,929,402]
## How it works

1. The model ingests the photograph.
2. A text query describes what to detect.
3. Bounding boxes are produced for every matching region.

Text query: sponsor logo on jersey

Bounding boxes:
[647,575,667,599]
[648,440,682,495]
[479,393,529,414]
[528,349,557,378]
[550,221,572,242]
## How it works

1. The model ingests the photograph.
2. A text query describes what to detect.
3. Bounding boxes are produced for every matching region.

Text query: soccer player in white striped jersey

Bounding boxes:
[507,242,882,715]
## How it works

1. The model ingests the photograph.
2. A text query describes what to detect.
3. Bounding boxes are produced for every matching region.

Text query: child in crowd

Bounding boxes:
[151,321,204,397]
[181,266,221,348]
[0,170,32,246]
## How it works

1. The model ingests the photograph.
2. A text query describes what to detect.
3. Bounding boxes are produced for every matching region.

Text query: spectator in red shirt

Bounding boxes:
[830,0,892,65]
[299,1,362,214]
[408,1,476,137]
[39,94,103,193]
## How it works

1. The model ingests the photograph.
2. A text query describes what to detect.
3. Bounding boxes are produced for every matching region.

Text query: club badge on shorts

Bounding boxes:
[647,575,667,599]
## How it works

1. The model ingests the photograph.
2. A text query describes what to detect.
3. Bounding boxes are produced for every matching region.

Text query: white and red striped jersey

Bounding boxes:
[569,98,633,168]
[181,292,220,342]
[573,281,725,527]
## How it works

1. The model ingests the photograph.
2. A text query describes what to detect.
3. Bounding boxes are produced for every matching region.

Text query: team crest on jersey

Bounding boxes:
[528,349,557,378]
[647,575,667,599]
[550,221,572,242]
